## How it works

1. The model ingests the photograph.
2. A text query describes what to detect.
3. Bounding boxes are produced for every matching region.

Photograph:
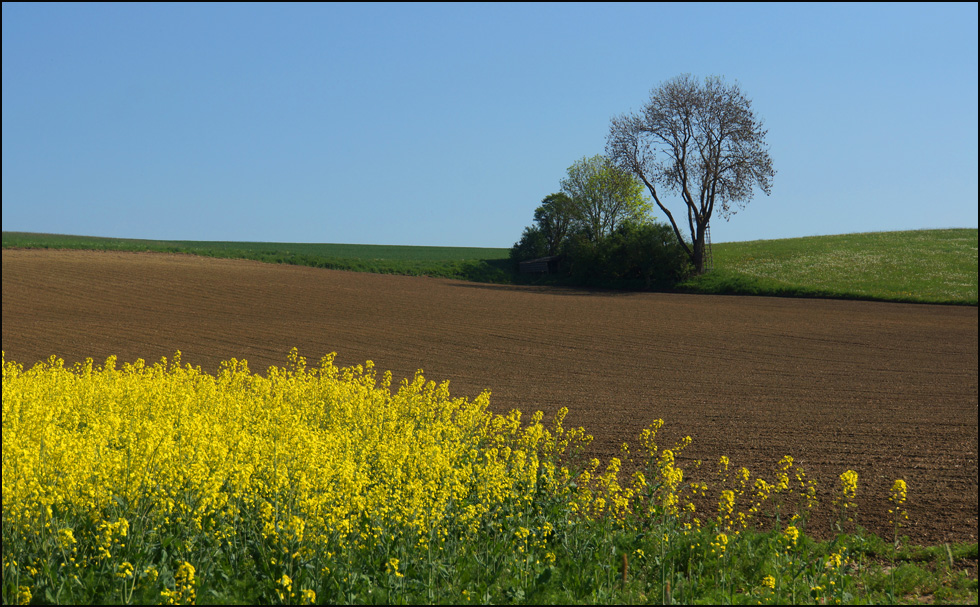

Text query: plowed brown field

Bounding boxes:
[3,249,977,544]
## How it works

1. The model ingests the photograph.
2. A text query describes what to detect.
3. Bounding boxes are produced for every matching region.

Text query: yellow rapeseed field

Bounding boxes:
[3,349,607,603]
[3,349,920,605]
[2,349,591,545]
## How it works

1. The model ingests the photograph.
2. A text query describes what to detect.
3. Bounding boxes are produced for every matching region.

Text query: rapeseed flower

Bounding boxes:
[783,525,800,547]
[386,558,404,578]
[710,532,728,556]
[58,528,77,549]
[833,470,859,528]
[889,479,908,525]
[889,478,909,543]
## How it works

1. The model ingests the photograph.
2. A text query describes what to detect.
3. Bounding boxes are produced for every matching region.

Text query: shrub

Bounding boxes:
[565,221,691,288]
[509,225,549,266]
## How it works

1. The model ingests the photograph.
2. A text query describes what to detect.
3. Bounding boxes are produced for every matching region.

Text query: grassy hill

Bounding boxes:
[681,229,977,305]
[4,228,977,305]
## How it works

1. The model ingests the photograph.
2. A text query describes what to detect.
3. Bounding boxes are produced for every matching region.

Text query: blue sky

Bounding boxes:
[3,2,977,247]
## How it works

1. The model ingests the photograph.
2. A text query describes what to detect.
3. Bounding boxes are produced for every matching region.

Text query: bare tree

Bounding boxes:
[607,75,774,273]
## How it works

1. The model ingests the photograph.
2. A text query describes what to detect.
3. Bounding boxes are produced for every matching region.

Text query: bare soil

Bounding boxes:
[3,249,977,545]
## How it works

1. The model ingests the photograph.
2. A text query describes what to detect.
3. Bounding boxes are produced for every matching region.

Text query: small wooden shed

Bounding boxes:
[519,255,563,274]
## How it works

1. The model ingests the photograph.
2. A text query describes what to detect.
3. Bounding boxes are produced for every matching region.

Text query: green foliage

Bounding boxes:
[603,221,692,287]
[560,155,651,242]
[509,226,550,266]
[544,221,691,289]
[534,193,576,256]
[510,154,681,290]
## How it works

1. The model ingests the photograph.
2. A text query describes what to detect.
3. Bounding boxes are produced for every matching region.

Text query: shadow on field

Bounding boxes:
[445,277,649,298]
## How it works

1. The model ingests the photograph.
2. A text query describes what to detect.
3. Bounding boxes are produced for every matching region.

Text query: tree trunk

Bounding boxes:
[692,222,706,274]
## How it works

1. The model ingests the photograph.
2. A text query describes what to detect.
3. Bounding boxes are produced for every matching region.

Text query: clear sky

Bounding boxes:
[2,2,977,247]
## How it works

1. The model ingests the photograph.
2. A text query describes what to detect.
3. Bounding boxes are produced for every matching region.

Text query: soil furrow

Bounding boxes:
[3,249,976,544]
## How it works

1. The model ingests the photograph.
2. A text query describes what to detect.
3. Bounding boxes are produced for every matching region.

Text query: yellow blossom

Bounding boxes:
[386,558,404,578]
[783,525,800,547]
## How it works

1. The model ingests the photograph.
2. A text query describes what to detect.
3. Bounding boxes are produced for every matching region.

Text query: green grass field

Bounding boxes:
[681,229,978,305]
[0,232,514,283]
[4,228,977,305]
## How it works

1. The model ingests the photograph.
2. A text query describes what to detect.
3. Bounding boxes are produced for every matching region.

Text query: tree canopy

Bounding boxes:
[560,155,651,243]
[534,192,576,256]
[607,74,774,273]
[509,156,690,289]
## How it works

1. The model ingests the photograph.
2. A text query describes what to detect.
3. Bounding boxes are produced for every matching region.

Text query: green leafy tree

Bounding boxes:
[560,155,651,243]
[607,75,775,274]
[509,225,548,265]
[533,193,576,256]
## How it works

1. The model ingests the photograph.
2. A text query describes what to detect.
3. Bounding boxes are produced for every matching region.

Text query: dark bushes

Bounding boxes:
[509,226,549,266]
[511,220,691,290]
[566,222,691,289]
